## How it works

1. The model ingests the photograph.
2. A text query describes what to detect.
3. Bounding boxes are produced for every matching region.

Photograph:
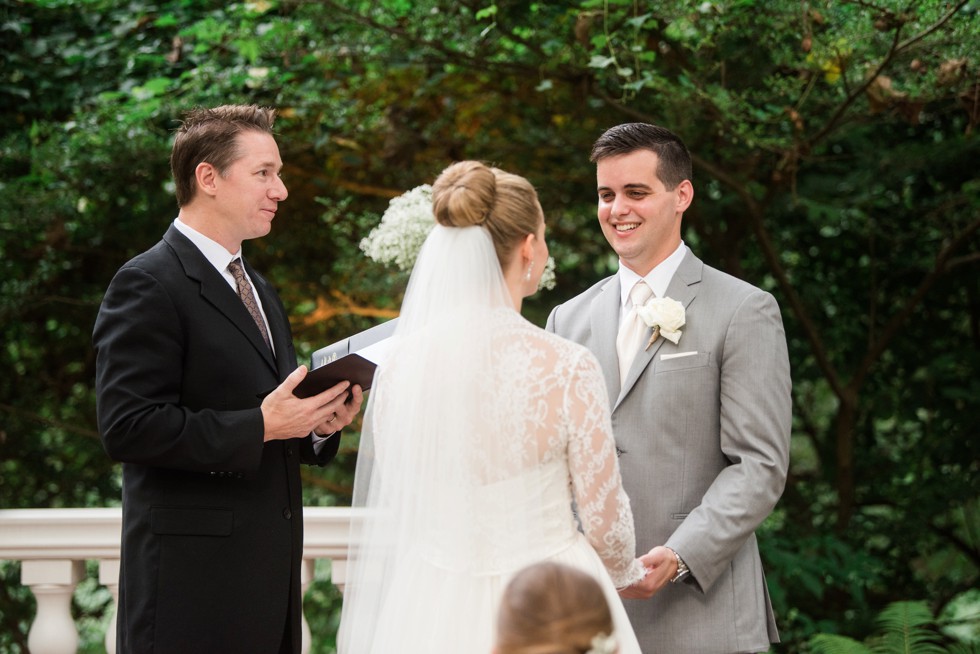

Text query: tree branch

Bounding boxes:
[930,522,980,570]
[807,0,971,149]
[312,0,547,78]
[294,291,400,330]
[0,403,101,440]
[300,469,354,497]
[852,213,980,392]
[896,0,970,52]
[806,21,904,147]
[945,251,980,271]
[700,154,850,401]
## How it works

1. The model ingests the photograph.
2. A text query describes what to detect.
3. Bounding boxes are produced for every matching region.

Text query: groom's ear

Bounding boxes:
[675,179,694,213]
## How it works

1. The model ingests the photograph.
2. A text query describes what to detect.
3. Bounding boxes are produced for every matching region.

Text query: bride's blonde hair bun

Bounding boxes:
[432,160,496,228]
[431,160,542,268]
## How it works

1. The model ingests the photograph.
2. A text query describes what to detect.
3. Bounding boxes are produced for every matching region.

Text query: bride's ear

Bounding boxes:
[519,232,536,265]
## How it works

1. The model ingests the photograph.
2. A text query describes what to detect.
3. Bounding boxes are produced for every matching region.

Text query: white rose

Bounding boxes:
[636,297,686,345]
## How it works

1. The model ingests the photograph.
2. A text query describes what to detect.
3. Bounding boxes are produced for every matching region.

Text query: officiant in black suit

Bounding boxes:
[93,104,363,654]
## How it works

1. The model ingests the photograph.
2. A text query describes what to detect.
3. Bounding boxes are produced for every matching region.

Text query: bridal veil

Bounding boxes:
[338,193,645,652]
[338,223,569,650]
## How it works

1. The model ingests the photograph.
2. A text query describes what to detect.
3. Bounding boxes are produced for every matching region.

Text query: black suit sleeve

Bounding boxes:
[94,264,265,473]
[302,432,342,466]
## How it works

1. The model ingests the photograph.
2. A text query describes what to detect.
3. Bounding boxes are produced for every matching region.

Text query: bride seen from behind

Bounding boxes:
[337,161,647,654]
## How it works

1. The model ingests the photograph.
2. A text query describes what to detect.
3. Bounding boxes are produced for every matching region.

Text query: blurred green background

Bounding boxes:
[1,1,978,651]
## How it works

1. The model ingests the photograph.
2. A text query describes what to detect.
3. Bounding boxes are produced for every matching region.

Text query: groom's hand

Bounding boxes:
[618,546,675,599]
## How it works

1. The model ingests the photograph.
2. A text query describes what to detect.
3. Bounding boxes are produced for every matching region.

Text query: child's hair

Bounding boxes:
[495,561,617,654]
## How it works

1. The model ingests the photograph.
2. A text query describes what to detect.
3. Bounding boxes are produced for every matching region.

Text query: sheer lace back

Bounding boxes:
[371,309,643,585]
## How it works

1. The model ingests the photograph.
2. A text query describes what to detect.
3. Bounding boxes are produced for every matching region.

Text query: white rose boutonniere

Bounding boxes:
[636,297,685,349]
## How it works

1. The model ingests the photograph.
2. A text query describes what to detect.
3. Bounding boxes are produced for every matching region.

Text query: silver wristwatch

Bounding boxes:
[667,547,690,583]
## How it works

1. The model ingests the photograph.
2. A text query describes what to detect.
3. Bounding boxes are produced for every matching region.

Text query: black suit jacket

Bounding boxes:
[94,225,339,653]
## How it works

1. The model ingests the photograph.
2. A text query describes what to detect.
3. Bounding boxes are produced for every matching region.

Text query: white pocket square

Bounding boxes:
[661,351,698,360]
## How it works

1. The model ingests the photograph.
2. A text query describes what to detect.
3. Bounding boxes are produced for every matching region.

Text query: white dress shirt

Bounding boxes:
[617,241,687,326]
[173,218,275,355]
[173,218,338,445]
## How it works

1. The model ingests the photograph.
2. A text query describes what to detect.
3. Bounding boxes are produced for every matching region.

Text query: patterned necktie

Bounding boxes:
[228,258,272,351]
[616,280,653,386]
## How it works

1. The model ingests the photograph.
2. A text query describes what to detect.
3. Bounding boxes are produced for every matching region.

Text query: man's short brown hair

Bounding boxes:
[170,104,277,207]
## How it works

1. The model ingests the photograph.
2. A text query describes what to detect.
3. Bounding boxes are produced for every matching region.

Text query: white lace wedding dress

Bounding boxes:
[337,226,644,653]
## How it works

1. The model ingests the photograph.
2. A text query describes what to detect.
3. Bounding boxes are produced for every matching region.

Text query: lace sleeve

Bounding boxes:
[564,349,647,588]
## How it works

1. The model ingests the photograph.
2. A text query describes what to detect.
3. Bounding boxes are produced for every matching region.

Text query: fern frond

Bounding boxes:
[878,601,937,631]
[810,633,874,654]
[870,632,945,654]
[870,601,945,654]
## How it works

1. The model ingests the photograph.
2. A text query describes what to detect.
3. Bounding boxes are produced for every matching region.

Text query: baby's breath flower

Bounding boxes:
[360,183,557,292]
[538,255,557,291]
[360,185,435,272]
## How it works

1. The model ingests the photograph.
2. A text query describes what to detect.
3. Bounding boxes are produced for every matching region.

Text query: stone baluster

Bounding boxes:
[0,507,356,653]
[330,557,349,591]
[99,558,121,654]
[20,559,84,654]
[300,558,315,654]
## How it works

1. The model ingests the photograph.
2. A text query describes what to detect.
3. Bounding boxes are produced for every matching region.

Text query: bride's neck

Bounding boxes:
[504,264,526,312]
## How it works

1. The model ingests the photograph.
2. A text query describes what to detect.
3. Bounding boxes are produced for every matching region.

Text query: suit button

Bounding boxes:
[282,508,292,520]
[285,446,293,457]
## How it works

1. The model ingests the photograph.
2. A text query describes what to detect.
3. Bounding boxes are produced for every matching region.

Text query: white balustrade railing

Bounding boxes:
[0,507,356,654]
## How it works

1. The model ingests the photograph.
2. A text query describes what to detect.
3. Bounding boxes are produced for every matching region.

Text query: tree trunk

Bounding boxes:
[835,389,859,529]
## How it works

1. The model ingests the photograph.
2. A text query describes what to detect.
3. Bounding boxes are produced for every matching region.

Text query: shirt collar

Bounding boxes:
[618,241,687,307]
[173,217,242,273]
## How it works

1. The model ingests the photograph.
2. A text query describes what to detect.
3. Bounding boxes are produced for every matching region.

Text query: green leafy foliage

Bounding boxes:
[1,0,978,651]
[808,598,980,654]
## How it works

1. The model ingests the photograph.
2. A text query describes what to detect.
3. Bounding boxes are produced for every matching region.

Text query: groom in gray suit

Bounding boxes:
[547,123,791,653]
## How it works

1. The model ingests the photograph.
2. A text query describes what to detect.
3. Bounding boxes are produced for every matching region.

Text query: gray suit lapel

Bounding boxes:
[590,276,623,407]
[614,248,703,409]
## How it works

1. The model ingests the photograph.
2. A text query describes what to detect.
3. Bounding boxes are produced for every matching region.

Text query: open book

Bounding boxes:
[292,319,398,398]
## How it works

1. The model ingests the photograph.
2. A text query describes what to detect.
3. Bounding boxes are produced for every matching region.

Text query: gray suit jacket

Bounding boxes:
[547,248,791,654]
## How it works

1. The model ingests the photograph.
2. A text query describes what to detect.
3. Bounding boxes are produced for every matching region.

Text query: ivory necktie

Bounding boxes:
[228,258,272,351]
[616,281,653,386]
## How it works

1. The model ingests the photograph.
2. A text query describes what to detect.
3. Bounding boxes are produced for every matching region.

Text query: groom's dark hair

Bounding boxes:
[590,122,692,190]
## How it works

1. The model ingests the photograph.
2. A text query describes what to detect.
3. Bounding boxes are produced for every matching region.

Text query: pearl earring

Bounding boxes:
[524,261,534,282]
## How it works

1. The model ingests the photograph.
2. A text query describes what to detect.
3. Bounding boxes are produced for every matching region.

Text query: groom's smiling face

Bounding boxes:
[596,149,692,276]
